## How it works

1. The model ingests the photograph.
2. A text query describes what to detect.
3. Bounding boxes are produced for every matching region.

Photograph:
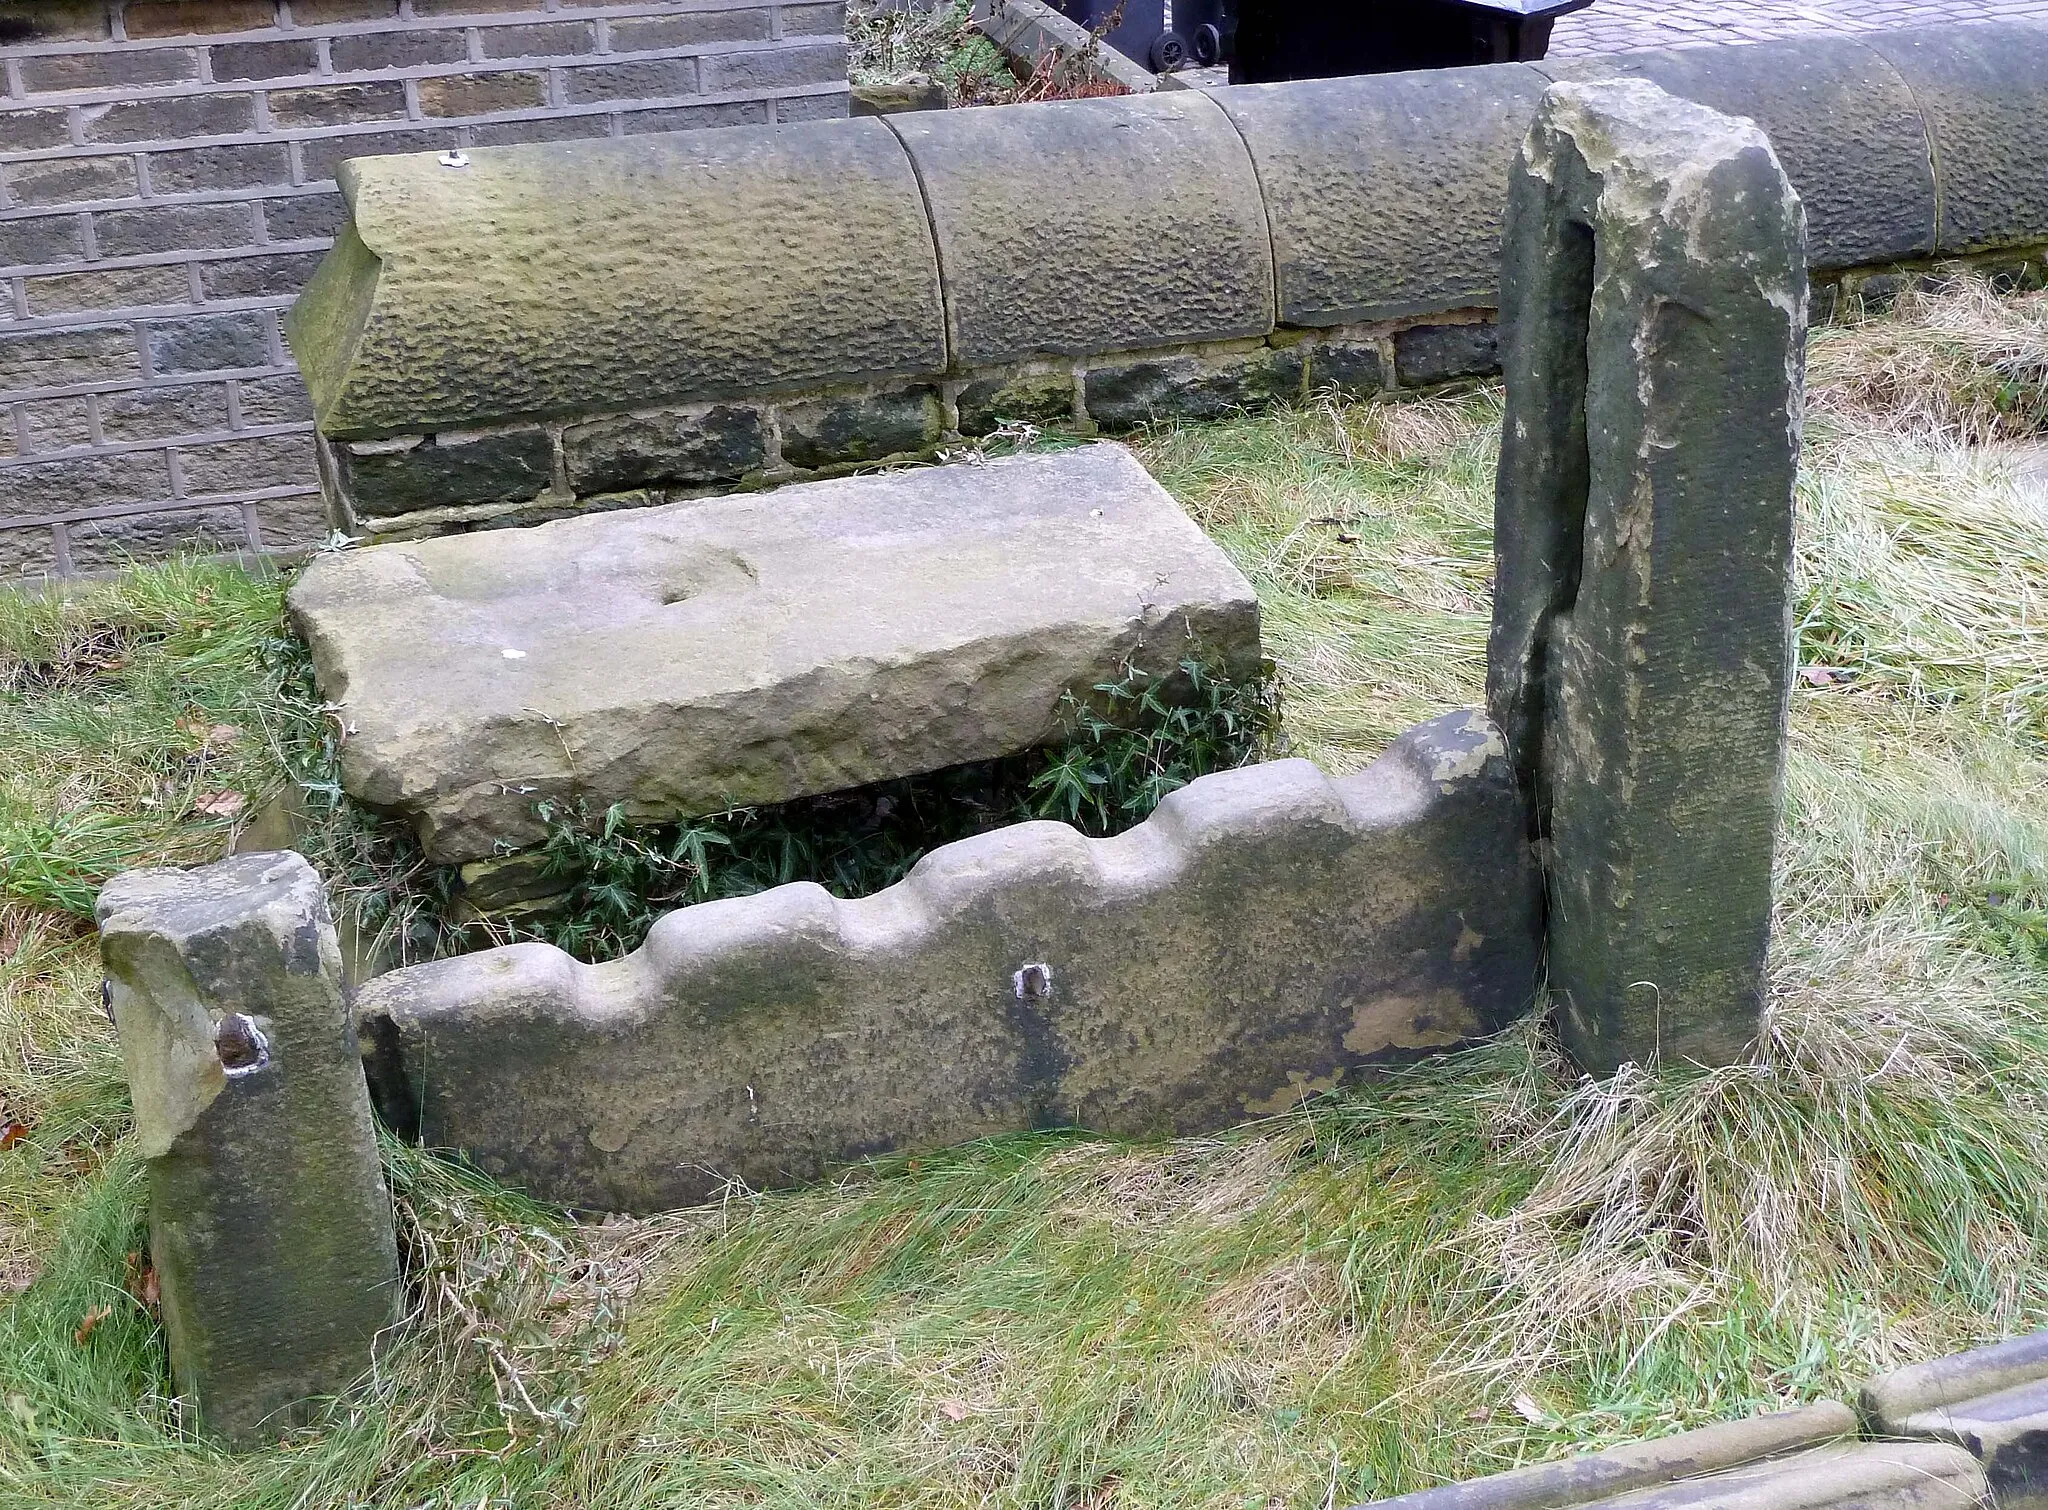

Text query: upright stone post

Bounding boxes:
[1487,80,1807,1072]
[97,852,400,1447]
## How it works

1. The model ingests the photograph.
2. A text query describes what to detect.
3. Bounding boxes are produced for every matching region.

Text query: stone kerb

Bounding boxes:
[1487,80,1805,1072]
[95,851,399,1447]
[282,22,2048,545]
[352,710,1541,1213]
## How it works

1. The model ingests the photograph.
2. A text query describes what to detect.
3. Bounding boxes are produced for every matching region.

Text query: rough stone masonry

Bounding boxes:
[96,850,398,1446]
[1486,79,1805,1072]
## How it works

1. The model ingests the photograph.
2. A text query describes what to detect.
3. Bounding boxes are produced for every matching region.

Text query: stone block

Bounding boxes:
[0,214,89,270]
[956,370,1074,435]
[262,193,350,244]
[3,153,140,208]
[210,38,321,81]
[123,0,274,36]
[199,251,328,302]
[96,202,261,259]
[851,76,947,116]
[270,81,408,129]
[607,11,766,48]
[0,524,59,580]
[563,405,766,494]
[69,505,248,569]
[1393,322,1499,387]
[0,106,71,153]
[145,142,291,194]
[3,452,174,520]
[330,29,471,72]
[79,91,257,145]
[353,711,1539,1210]
[699,42,845,93]
[0,324,143,392]
[477,20,600,57]
[287,119,944,439]
[96,852,399,1446]
[287,442,1260,864]
[1857,23,2048,256]
[561,58,698,103]
[1083,349,1288,430]
[0,1,111,42]
[1301,337,1384,397]
[777,387,938,468]
[341,428,554,517]
[1214,63,1550,325]
[101,383,233,443]
[25,264,192,316]
[1537,34,1936,271]
[21,396,94,452]
[234,375,314,425]
[146,312,273,376]
[298,130,455,186]
[20,46,200,93]
[1864,1331,2048,1510]
[417,70,550,118]
[178,434,319,496]
[884,92,1272,368]
[618,101,769,134]
[1487,81,1804,1073]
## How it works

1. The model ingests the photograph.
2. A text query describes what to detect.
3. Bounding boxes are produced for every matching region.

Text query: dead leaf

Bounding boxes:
[1511,1392,1546,1424]
[206,724,242,747]
[0,1122,29,1151]
[193,791,247,820]
[1801,666,1838,686]
[1465,1406,1493,1423]
[74,1304,112,1346]
[123,1251,161,1314]
[937,1399,973,1422]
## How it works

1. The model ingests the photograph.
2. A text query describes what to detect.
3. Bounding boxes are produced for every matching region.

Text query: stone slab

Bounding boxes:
[885,91,1273,368]
[96,852,398,1447]
[1214,63,1552,326]
[285,119,945,440]
[287,443,1260,865]
[1856,22,2048,255]
[1487,80,1804,1071]
[353,711,1541,1212]
[1538,34,1937,271]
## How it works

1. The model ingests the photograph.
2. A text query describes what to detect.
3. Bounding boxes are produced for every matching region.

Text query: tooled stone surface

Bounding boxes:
[353,712,1541,1212]
[1856,23,2048,255]
[1213,63,1552,326]
[884,92,1274,368]
[284,119,945,440]
[96,852,398,1448]
[1487,80,1804,1074]
[1538,34,1937,271]
[287,443,1261,866]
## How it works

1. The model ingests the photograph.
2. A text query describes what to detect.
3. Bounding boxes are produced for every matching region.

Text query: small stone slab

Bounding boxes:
[354,711,1541,1212]
[97,852,398,1447]
[288,443,1260,865]
[1864,1330,2048,1510]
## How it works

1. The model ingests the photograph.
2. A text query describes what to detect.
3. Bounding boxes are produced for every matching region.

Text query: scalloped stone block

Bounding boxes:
[287,443,1261,865]
[354,712,1541,1211]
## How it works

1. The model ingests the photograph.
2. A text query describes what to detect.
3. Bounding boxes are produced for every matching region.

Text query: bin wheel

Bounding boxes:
[1149,30,1189,71]
[1191,22,1222,64]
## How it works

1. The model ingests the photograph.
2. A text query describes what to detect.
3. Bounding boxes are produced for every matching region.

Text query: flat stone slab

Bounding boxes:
[354,711,1541,1212]
[288,444,1260,865]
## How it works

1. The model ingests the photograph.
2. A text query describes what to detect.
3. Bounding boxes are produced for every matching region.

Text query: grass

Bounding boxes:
[0,279,2044,1506]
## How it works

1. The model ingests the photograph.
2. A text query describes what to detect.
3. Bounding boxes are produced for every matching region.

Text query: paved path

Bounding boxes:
[1548,0,2048,55]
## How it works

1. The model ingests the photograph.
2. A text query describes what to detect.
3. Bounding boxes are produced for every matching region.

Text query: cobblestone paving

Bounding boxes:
[1548,0,2048,55]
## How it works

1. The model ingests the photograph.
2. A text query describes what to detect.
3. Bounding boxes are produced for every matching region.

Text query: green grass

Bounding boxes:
[0,280,2045,1507]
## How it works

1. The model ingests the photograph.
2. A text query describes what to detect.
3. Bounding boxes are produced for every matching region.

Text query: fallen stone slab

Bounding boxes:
[1863,1331,2048,1510]
[1486,79,1804,1072]
[1348,1404,1984,1510]
[288,443,1260,866]
[354,710,1541,1212]
[97,852,399,1447]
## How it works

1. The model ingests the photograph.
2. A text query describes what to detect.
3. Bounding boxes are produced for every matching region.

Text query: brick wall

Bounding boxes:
[0,0,848,581]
